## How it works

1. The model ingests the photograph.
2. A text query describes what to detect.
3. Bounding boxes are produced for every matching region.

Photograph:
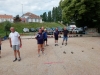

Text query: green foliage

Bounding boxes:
[0,22,64,37]
[60,0,100,27]
[4,21,11,31]
[41,6,62,22]
[3,21,11,37]
[14,15,21,22]
[42,12,48,22]
[48,11,52,22]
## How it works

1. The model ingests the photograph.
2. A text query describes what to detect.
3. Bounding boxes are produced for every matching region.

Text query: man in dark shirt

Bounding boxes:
[54,28,59,46]
[36,29,44,57]
[62,27,69,45]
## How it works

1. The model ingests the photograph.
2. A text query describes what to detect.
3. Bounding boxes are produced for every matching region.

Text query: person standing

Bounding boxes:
[9,27,22,62]
[54,28,59,46]
[43,29,48,46]
[36,29,44,57]
[62,27,69,46]
[41,27,45,49]
[0,37,2,58]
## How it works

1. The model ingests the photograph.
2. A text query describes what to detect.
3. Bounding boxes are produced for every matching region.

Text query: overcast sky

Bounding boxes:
[0,0,60,17]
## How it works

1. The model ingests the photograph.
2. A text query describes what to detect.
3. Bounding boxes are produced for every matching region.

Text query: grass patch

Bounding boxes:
[0,22,64,37]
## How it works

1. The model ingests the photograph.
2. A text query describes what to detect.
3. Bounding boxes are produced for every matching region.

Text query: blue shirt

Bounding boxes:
[36,33,43,44]
[43,32,47,39]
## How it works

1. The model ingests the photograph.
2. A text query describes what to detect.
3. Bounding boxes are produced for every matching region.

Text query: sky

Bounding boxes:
[0,0,60,17]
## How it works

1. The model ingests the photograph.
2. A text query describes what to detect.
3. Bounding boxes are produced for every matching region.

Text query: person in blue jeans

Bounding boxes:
[54,28,59,46]
[62,27,69,46]
[43,29,49,46]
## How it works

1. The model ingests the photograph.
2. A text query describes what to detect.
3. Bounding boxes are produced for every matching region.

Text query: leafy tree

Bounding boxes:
[4,21,11,37]
[42,12,48,22]
[14,15,21,22]
[48,11,52,22]
[60,0,100,28]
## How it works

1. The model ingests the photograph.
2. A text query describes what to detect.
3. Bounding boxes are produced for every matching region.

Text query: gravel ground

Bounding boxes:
[0,37,100,75]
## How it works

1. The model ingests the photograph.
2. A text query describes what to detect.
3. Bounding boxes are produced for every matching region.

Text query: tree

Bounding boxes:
[48,11,52,22]
[14,15,21,22]
[42,12,48,22]
[4,21,11,37]
[60,0,100,28]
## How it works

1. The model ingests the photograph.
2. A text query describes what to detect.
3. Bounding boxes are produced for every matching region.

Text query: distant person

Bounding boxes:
[0,37,2,58]
[54,28,59,46]
[36,29,44,57]
[41,27,45,49]
[43,29,49,46]
[41,26,44,33]
[9,27,22,62]
[62,27,69,46]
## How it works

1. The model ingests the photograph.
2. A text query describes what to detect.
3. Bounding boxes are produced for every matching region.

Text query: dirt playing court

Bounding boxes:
[0,37,100,75]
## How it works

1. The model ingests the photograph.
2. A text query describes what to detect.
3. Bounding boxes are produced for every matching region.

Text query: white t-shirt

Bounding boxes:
[9,31,20,45]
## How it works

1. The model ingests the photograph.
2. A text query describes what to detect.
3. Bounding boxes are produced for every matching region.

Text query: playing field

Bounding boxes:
[0,37,100,75]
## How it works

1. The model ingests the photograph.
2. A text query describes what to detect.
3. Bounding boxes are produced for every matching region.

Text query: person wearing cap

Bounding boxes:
[43,29,48,46]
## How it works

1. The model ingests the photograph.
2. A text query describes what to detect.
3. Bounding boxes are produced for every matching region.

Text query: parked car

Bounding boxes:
[51,27,56,31]
[46,28,53,35]
[58,27,63,33]
[29,28,36,32]
[23,28,29,32]
[36,27,41,32]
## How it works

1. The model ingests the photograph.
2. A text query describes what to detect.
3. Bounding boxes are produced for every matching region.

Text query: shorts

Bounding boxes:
[55,37,58,40]
[0,45,1,50]
[12,45,20,50]
[63,36,68,41]
[44,38,47,41]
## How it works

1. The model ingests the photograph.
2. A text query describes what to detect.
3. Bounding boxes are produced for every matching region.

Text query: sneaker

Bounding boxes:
[18,58,21,61]
[65,43,67,46]
[13,58,17,62]
[38,54,40,57]
[46,44,49,46]
[62,43,63,45]
[42,52,46,55]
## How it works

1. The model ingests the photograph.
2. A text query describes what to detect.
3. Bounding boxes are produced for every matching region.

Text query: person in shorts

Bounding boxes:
[0,37,2,58]
[43,29,48,46]
[54,28,59,46]
[62,27,69,45]
[41,27,45,49]
[36,29,44,57]
[9,27,22,62]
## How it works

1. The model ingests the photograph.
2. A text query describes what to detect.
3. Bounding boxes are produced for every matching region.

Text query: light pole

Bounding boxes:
[22,4,23,16]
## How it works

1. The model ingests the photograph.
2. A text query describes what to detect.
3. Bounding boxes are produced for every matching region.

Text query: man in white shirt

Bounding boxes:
[9,27,22,62]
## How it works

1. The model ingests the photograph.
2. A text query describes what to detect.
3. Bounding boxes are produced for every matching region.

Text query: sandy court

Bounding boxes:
[0,37,100,75]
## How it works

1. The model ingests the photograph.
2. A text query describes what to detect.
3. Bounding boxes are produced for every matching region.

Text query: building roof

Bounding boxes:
[0,14,13,19]
[22,12,42,19]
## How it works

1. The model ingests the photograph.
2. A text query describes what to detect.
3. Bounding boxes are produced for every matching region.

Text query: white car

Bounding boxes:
[23,28,29,32]
[72,28,83,34]
[72,29,79,33]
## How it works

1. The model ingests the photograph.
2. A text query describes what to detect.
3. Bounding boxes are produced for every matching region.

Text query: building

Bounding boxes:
[0,14,13,23]
[21,12,42,23]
